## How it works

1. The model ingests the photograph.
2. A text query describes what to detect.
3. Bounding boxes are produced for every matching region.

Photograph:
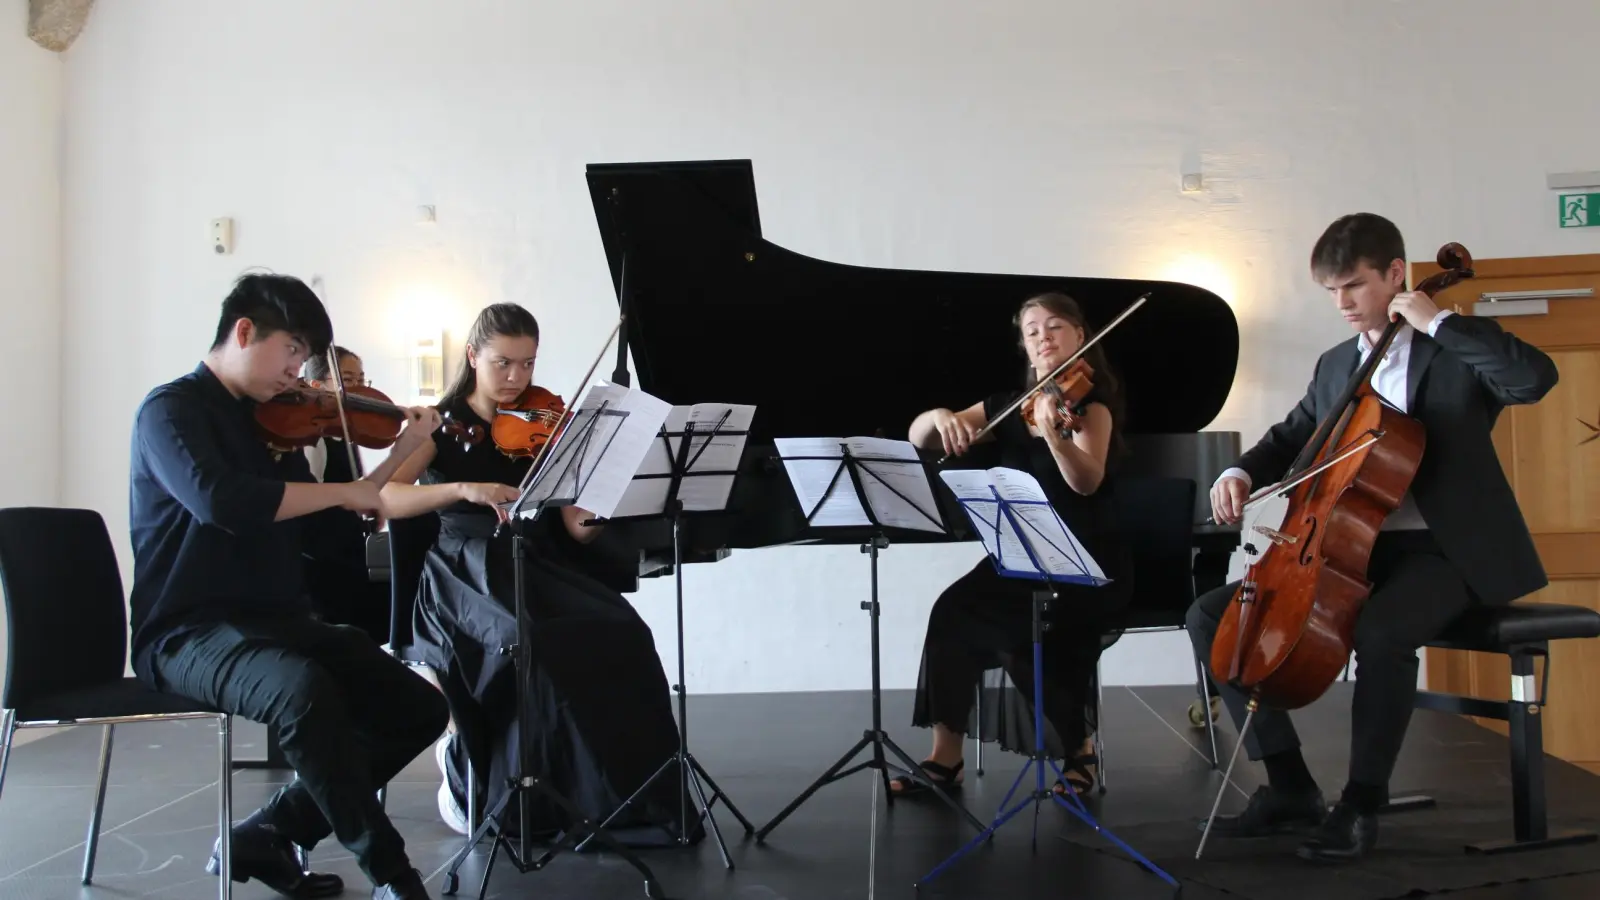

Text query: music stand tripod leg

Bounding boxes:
[439,516,671,900]
[756,534,986,842]
[575,499,751,869]
[918,568,1179,891]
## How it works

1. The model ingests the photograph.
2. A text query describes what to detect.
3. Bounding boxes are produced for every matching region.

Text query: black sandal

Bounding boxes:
[1053,754,1098,796]
[888,759,965,796]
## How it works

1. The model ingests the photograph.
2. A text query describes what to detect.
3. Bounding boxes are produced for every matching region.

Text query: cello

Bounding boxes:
[1197,242,1475,855]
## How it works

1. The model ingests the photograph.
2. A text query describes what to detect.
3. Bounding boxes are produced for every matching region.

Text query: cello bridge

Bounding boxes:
[1252,525,1298,546]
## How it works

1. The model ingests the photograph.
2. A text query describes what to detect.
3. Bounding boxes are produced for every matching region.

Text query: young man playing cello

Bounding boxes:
[129,274,447,899]
[1188,213,1558,862]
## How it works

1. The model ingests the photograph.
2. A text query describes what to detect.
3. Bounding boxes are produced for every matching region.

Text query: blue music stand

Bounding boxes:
[915,481,1179,893]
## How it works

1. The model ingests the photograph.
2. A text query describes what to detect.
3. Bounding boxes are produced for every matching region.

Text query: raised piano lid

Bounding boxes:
[586,159,1239,442]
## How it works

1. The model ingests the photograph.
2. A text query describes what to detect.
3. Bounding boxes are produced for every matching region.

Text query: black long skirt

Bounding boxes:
[910,548,1133,761]
[412,516,698,846]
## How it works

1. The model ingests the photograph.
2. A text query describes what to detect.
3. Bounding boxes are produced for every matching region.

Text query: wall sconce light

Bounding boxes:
[411,331,444,402]
[1180,172,1203,193]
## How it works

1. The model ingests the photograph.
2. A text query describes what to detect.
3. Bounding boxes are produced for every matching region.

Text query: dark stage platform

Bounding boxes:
[2,684,1597,899]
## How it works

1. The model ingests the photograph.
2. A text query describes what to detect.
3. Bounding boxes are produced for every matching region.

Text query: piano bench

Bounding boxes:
[1385,601,1600,855]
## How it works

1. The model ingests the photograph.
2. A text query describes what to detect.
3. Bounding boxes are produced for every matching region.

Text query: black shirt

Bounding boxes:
[981,387,1126,572]
[128,363,313,681]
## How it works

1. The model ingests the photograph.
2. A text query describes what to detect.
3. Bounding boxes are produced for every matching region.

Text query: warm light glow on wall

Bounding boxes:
[1160,254,1238,307]
[387,284,455,406]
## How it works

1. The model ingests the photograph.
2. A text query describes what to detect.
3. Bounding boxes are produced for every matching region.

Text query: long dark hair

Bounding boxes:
[303,345,355,383]
[439,303,541,410]
[1015,291,1126,453]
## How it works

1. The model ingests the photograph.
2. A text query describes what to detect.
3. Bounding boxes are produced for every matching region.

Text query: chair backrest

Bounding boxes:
[387,513,440,654]
[1107,475,1198,619]
[0,507,130,710]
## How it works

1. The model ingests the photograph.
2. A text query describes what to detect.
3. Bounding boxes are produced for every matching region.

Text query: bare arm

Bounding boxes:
[1038,400,1114,495]
[909,400,992,456]
[378,439,521,520]
[562,505,603,543]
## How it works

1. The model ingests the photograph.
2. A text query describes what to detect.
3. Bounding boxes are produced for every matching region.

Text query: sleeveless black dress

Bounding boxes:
[409,398,696,845]
[910,387,1134,761]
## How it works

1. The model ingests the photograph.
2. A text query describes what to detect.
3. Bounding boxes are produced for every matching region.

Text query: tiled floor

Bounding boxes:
[2,684,1598,899]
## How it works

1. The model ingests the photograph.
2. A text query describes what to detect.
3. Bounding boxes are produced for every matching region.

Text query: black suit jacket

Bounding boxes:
[1235,313,1558,606]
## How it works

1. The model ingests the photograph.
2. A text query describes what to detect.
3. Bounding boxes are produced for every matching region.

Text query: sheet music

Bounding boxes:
[938,467,1106,582]
[611,403,755,518]
[774,436,943,533]
[512,383,671,521]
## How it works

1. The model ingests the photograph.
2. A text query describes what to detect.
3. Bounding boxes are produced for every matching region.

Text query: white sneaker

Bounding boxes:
[437,781,469,836]
[434,733,452,777]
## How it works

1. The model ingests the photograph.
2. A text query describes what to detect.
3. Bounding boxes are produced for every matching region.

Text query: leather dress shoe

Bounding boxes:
[1198,784,1326,837]
[372,868,432,899]
[1296,799,1377,862]
[206,820,344,898]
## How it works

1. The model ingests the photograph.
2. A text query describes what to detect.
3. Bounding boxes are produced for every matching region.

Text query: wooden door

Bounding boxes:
[1418,252,1600,776]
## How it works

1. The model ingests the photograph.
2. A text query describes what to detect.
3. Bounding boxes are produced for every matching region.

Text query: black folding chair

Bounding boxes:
[0,507,233,898]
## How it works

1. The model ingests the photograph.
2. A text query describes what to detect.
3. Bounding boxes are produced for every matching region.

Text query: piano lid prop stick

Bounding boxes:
[941,292,1149,463]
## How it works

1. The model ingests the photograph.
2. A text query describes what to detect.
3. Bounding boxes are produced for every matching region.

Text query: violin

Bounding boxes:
[254,381,483,454]
[1209,243,1476,712]
[489,386,567,458]
[1019,358,1095,437]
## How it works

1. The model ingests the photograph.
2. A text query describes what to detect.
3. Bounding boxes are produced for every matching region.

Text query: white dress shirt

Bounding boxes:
[1217,310,1454,532]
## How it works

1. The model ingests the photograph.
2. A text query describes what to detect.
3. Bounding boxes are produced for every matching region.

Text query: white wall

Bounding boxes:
[59,0,1600,694]
[1,0,64,686]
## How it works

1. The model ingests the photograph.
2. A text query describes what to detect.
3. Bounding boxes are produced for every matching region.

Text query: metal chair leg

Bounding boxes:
[467,758,479,831]
[973,683,984,776]
[0,709,16,807]
[82,724,116,884]
[1196,653,1220,768]
[219,716,233,900]
[1093,660,1106,792]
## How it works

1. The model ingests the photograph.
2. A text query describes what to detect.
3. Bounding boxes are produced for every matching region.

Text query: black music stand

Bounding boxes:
[577,408,756,868]
[438,397,671,900]
[916,474,1177,893]
[755,441,988,843]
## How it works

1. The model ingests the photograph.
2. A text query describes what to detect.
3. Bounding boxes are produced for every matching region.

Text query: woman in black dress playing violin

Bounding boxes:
[894,292,1134,798]
[380,303,692,845]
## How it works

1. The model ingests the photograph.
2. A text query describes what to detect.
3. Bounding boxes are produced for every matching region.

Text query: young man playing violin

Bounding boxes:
[1187,213,1558,863]
[129,274,448,899]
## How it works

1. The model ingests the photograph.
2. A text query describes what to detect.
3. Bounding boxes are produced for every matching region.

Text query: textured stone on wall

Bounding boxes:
[28,0,95,52]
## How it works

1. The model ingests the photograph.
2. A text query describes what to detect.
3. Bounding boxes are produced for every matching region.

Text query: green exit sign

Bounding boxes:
[1559,193,1600,228]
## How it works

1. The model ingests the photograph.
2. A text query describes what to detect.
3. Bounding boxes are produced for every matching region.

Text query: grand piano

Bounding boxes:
[565,158,1245,589]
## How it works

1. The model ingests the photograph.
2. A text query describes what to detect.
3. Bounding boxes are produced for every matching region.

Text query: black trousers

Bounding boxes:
[912,556,1130,759]
[1185,530,1478,794]
[150,615,449,885]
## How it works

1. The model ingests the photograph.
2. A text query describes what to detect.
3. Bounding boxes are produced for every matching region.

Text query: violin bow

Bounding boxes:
[324,345,365,480]
[938,292,1149,464]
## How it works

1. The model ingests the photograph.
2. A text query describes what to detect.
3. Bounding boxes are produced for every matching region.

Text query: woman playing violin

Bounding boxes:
[379,303,691,845]
[894,291,1134,798]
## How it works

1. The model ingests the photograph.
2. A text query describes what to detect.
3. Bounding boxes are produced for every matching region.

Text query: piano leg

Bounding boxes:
[755,536,987,843]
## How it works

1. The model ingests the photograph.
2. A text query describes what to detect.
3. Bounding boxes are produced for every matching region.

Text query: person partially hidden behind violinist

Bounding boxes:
[129,274,448,899]
[379,302,693,845]
[1190,213,1558,862]
[892,292,1134,799]
[297,344,392,643]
